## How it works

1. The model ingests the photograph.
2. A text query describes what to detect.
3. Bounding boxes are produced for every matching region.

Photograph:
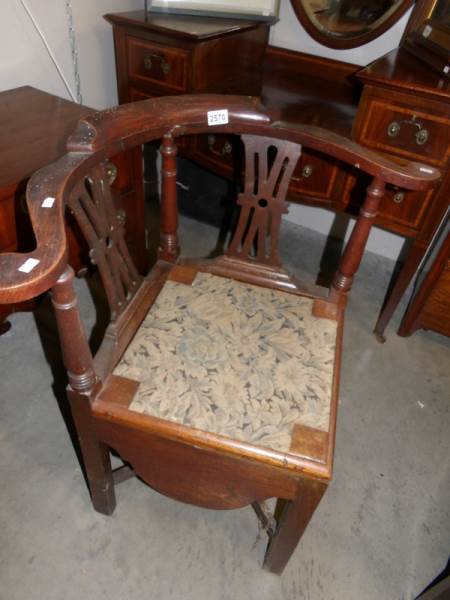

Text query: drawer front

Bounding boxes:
[358,96,450,168]
[343,173,435,233]
[289,150,339,201]
[192,138,341,203]
[127,37,188,93]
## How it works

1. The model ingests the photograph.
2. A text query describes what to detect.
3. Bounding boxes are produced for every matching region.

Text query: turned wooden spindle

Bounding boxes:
[332,176,386,298]
[51,266,96,394]
[158,133,179,262]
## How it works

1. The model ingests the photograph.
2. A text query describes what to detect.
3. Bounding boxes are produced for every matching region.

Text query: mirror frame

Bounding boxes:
[289,0,415,49]
[402,0,450,76]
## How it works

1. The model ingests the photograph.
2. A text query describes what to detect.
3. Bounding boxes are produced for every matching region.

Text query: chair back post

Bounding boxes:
[158,133,179,262]
[51,266,97,394]
[331,175,386,301]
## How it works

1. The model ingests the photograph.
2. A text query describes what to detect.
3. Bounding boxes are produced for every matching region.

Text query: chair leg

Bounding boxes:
[68,390,116,516]
[263,479,327,574]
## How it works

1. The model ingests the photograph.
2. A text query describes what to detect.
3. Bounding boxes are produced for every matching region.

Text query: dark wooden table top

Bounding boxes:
[0,86,93,190]
[358,48,450,102]
[104,11,276,41]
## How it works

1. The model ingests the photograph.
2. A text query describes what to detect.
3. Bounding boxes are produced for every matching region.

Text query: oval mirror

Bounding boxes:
[290,0,414,49]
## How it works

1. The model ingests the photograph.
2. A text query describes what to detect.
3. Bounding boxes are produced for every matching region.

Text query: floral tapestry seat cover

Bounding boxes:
[114,272,338,455]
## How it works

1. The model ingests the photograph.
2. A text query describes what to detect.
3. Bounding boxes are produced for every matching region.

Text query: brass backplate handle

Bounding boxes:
[387,118,429,146]
[144,53,170,76]
[207,135,232,156]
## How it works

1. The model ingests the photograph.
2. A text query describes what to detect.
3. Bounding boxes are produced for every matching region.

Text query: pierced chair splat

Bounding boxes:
[0,94,440,575]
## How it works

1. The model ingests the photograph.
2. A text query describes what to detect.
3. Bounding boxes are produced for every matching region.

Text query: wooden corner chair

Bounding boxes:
[0,95,439,574]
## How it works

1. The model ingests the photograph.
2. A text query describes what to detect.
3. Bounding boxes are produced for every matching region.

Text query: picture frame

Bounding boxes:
[402,0,450,77]
[145,0,280,20]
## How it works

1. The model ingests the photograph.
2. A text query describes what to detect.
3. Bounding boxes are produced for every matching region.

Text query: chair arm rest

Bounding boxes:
[0,154,85,304]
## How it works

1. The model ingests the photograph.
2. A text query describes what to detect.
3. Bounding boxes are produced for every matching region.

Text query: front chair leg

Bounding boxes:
[68,389,116,516]
[263,479,328,574]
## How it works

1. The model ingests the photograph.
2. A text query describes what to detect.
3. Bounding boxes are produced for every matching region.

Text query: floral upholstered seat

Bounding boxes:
[114,272,337,454]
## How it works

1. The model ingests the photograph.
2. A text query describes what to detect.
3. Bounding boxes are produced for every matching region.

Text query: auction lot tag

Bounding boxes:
[18,258,40,273]
[207,109,229,126]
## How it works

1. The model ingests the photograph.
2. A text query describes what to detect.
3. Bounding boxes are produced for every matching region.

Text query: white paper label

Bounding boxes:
[207,109,229,126]
[423,24,432,38]
[18,258,40,273]
[41,197,55,208]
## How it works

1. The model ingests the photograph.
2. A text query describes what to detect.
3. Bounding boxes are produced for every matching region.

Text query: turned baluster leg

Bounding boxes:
[158,133,179,262]
[331,176,386,300]
[263,479,328,574]
[51,266,116,515]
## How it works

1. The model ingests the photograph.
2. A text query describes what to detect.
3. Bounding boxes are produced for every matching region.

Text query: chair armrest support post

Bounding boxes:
[332,176,386,297]
[158,133,179,262]
[51,266,97,394]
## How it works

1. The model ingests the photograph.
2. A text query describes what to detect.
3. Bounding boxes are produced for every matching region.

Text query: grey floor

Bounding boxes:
[1,215,449,600]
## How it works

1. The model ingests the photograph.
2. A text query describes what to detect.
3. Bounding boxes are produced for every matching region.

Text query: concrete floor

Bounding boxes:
[1,214,449,600]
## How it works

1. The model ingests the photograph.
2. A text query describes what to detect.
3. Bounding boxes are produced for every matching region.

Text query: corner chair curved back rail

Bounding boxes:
[0,94,440,305]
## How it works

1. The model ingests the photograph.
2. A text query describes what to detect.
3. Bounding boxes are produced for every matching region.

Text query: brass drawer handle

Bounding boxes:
[143,53,170,76]
[387,119,429,146]
[104,161,118,184]
[302,164,313,178]
[415,129,429,145]
[393,191,405,204]
[207,135,232,156]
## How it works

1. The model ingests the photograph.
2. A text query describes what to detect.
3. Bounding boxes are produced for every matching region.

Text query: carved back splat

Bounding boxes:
[226,135,301,266]
[67,162,142,320]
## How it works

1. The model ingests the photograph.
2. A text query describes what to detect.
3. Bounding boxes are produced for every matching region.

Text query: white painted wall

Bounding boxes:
[270,0,413,259]
[0,0,142,109]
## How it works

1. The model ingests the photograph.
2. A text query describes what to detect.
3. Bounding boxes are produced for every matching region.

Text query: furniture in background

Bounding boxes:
[105,11,450,341]
[0,86,147,332]
[104,11,275,102]
[0,95,438,573]
[398,217,450,338]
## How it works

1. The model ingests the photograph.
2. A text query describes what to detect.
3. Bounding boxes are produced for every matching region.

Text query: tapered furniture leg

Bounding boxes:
[373,239,426,342]
[263,479,328,574]
[68,389,116,515]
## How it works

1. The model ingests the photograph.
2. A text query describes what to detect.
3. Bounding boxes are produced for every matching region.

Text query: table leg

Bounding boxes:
[374,239,427,342]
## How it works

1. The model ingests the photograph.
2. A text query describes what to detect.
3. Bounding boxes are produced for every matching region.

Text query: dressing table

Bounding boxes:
[104,4,449,337]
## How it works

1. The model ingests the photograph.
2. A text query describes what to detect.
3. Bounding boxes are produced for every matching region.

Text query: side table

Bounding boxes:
[0,86,147,331]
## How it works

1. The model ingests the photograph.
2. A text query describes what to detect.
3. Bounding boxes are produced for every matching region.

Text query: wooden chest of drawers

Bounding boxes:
[105,11,274,103]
